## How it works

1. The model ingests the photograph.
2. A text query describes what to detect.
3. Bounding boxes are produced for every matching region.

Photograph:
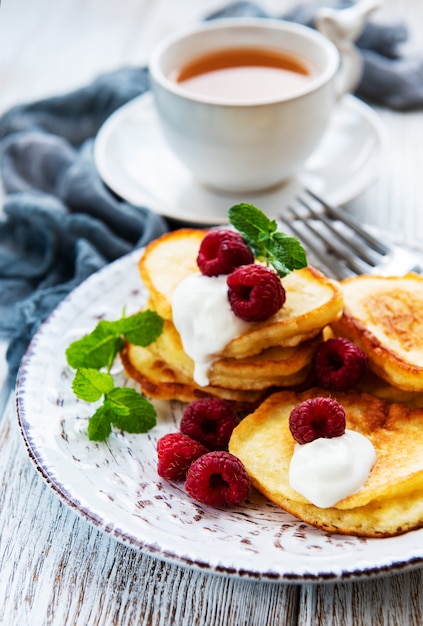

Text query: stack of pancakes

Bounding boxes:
[121,229,344,404]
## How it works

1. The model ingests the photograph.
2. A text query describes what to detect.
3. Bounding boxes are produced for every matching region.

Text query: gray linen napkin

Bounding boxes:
[0,68,168,382]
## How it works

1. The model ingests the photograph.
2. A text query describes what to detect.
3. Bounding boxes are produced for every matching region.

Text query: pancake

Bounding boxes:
[121,342,267,404]
[222,265,343,358]
[122,338,314,400]
[229,388,423,537]
[139,229,204,321]
[331,273,423,392]
[138,230,344,358]
[145,319,321,390]
[356,370,423,408]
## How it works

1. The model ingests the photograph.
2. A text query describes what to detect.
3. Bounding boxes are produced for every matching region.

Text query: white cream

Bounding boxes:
[289,430,376,508]
[171,273,249,386]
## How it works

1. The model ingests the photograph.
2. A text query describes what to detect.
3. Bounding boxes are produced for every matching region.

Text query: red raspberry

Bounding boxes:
[227,264,285,322]
[197,229,254,276]
[313,337,368,391]
[157,432,208,480]
[289,397,346,444]
[180,398,238,450]
[185,451,250,506]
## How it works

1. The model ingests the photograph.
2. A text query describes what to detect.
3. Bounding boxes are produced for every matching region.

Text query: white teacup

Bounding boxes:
[149,6,377,194]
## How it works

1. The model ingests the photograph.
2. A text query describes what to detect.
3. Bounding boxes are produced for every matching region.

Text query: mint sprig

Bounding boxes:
[66,309,163,441]
[228,203,307,277]
[66,310,163,370]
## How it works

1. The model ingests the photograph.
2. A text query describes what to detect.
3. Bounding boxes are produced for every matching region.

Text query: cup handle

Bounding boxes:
[315,0,381,98]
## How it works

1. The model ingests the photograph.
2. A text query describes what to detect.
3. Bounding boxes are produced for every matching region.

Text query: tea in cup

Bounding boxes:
[148,15,369,193]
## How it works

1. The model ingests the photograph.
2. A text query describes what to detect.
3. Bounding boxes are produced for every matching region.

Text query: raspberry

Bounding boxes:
[180,398,238,450]
[289,397,346,444]
[313,337,368,391]
[197,229,254,276]
[227,264,285,322]
[185,451,250,506]
[157,432,208,480]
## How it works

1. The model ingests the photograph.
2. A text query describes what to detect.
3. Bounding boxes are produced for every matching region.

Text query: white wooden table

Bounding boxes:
[1,0,423,624]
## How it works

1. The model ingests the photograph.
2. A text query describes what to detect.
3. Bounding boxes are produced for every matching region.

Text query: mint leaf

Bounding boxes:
[266,232,308,275]
[228,203,307,277]
[118,310,164,346]
[66,321,123,370]
[66,310,163,372]
[72,368,115,402]
[229,203,277,242]
[106,387,157,433]
[87,405,112,441]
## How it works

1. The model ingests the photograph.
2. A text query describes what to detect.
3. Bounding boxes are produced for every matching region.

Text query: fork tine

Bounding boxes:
[282,207,348,278]
[305,189,390,256]
[282,189,423,279]
[285,203,369,278]
[296,195,383,267]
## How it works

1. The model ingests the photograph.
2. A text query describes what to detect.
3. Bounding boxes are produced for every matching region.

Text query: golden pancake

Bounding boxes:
[138,229,344,358]
[208,347,313,390]
[229,388,423,537]
[222,265,343,358]
[139,229,205,320]
[146,319,320,390]
[356,371,423,408]
[331,273,423,392]
[121,342,267,404]
[122,339,313,401]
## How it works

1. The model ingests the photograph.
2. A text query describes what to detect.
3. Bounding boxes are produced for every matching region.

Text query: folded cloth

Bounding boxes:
[0,68,168,382]
[208,1,423,111]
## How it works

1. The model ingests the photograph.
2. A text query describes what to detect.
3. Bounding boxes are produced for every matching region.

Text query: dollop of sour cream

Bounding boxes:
[172,273,249,387]
[289,430,376,508]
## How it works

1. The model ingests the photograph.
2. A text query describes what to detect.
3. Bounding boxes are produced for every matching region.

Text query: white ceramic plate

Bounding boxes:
[94,92,387,226]
[16,250,423,583]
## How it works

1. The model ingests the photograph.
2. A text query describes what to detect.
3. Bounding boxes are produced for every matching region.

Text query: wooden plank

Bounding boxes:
[299,572,423,625]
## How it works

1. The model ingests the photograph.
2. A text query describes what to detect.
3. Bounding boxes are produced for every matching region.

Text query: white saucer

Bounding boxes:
[94,92,387,225]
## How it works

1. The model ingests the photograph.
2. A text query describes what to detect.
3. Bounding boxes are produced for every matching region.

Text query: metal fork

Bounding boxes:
[281,189,423,279]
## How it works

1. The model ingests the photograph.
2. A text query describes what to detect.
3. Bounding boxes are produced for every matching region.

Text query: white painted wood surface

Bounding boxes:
[1,0,423,624]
